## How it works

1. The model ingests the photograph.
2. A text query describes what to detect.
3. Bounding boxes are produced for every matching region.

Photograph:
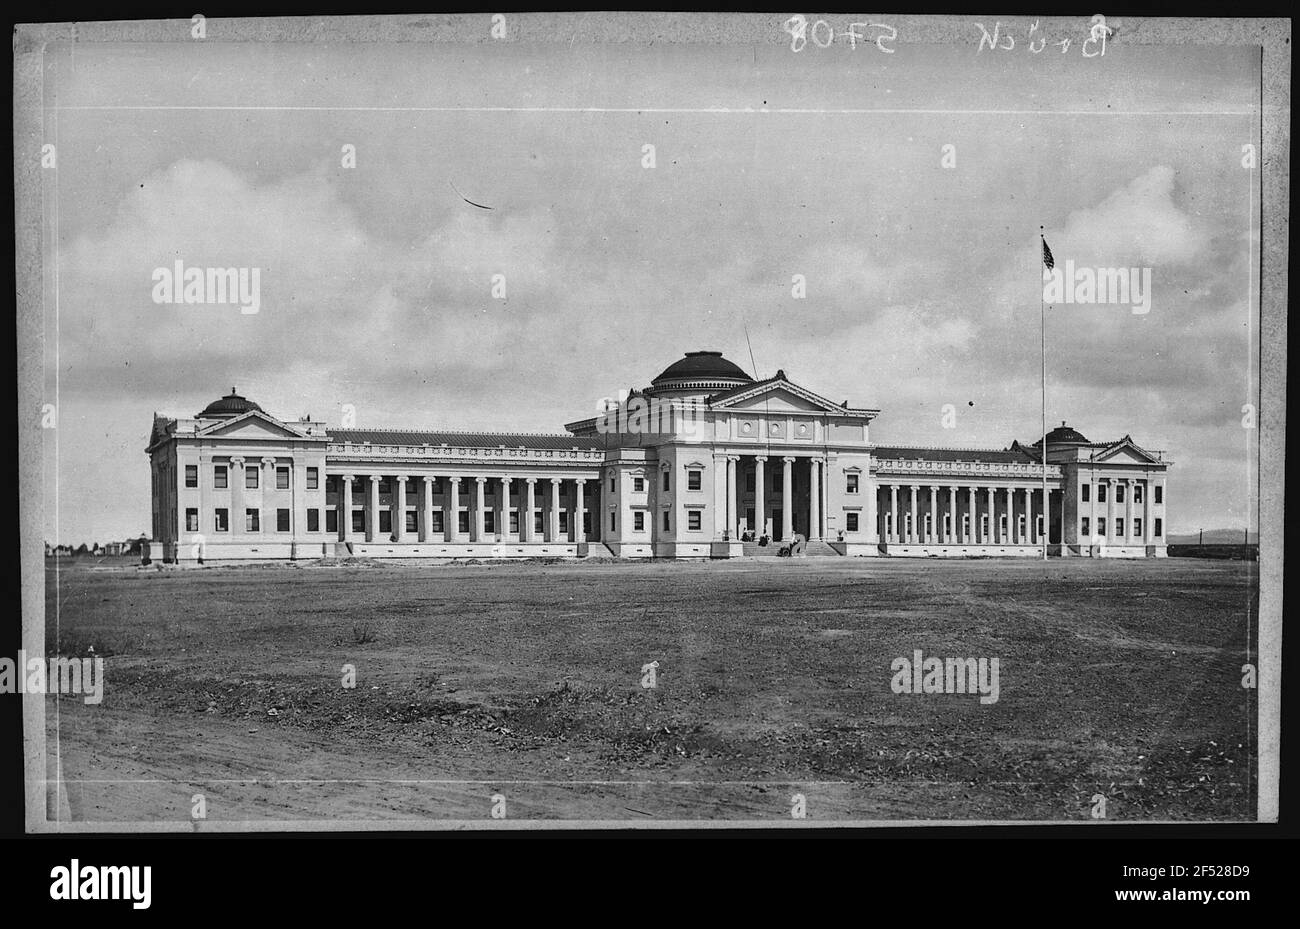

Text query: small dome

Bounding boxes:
[1044,422,1089,445]
[198,388,263,419]
[651,351,753,387]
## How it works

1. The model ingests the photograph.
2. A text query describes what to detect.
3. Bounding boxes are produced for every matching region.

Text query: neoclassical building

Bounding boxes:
[145,351,1171,561]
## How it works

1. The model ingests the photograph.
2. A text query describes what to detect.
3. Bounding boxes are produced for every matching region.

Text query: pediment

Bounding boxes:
[1093,439,1161,465]
[198,410,309,440]
[714,381,843,414]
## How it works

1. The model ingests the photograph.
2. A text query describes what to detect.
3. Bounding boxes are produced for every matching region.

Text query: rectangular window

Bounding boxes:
[662,471,670,492]
[484,512,496,534]
[214,465,228,489]
[246,508,260,532]
[1115,484,1125,504]
[1097,484,1107,503]
[1154,518,1162,537]
[1115,518,1125,537]
[687,511,701,531]
[846,512,859,532]
[277,508,290,532]
[214,508,229,532]
[583,512,592,535]
[379,480,390,494]
[1081,484,1091,503]
[534,511,544,534]
[663,510,670,531]
[687,470,702,491]
[509,511,519,533]
[609,511,616,531]
[405,512,418,532]
[1097,518,1107,537]
[846,474,859,494]
[634,511,645,531]
[379,511,392,533]
[1155,485,1163,504]
[276,467,290,490]
[458,511,470,534]
[308,509,320,532]
[633,477,645,492]
[746,473,755,493]
[352,511,365,533]
[1133,484,1143,503]
[245,466,258,490]
[185,465,198,488]
[1133,518,1143,537]
[609,476,616,492]
[558,512,568,534]
[186,508,199,532]
[431,511,444,533]
[325,509,337,533]
[307,467,319,490]
[1081,517,1090,537]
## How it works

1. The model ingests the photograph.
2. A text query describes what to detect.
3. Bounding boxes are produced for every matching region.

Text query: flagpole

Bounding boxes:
[1040,226,1049,561]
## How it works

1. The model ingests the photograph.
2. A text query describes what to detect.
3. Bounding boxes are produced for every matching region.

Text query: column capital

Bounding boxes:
[260,456,276,467]
[525,477,538,485]
[422,475,434,484]
[782,456,796,464]
[549,477,562,485]
[395,474,409,482]
[726,454,741,462]
[230,455,246,466]
[448,475,462,484]
[474,476,487,484]
[754,455,768,463]
[341,473,355,482]
[368,474,381,484]
[574,478,587,485]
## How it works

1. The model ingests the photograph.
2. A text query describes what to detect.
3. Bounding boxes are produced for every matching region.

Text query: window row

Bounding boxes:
[188,507,599,536]
[190,464,320,490]
[1079,517,1162,538]
[1080,482,1162,504]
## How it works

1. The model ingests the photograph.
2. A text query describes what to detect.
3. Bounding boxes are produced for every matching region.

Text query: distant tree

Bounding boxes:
[74,543,89,556]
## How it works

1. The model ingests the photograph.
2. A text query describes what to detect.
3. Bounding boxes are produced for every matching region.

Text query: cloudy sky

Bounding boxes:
[38,22,1260,542]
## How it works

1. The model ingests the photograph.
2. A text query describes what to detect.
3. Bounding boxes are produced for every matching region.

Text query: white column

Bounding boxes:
[947,486,957,542]
[928,486,937,543]
[1089,473,1097,549]
[1105,478,1114,544]
[1123,478,1134,545]
[1143,479,1152,545]
[393,474,407,541]
[420,476,433,542]
[446,477,461,541]
[889,484,898,542]
[574,479,586,542]
[782,457,794,541]
[726,456,738,539]
[1044,473,1052,551]
[548,478,561,541]
[1005,486,1015,544]
[473,477,486,541]
[523,479,536,542]
[366,475,380,542]
[985,487,995,543]
[865,460,878,543]
[498,477,511,541]
[338,473,352,541]
[907,485,918,543]
[754,457,767,539]
[808,459,821,541]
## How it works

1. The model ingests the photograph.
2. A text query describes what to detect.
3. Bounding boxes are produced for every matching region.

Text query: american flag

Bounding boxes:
[1042,237,1055,270]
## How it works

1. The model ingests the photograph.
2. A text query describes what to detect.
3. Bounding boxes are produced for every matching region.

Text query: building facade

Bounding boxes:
[146,351,1171,562]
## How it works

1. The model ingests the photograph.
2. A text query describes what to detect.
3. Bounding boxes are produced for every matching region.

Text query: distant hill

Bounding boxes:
[1167,529,1257,545]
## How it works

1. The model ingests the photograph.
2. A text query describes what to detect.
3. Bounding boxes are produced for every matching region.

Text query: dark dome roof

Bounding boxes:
[651,351,753,386]
[1044,422,1089,445]
[198,388,263,419]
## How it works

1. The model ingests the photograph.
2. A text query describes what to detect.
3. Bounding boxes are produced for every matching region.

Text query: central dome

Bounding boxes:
[651,351,753,388]
[197,388,263,420]
[1043,423,1089,445]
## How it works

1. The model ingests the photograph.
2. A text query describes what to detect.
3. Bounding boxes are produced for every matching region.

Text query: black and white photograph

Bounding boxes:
[12,12,1285,842]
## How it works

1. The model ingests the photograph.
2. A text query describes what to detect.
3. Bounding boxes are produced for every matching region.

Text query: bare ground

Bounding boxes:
[40,556,1258,824]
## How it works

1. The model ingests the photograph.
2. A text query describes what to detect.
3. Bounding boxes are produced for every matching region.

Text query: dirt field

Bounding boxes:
[40,557,1258,825]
